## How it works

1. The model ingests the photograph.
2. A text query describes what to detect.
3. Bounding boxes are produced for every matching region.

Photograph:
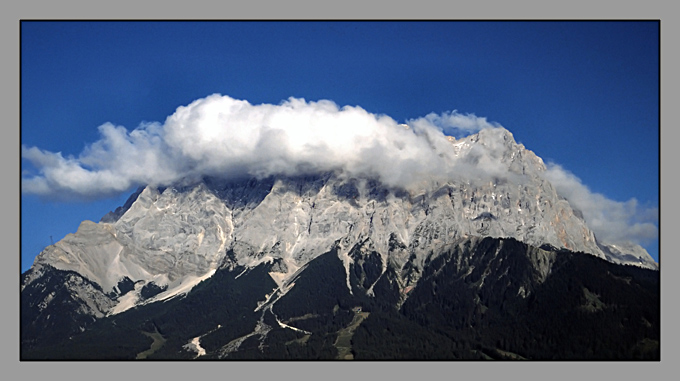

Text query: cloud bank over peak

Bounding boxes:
[21,94,657,247]
[21,94,502,198]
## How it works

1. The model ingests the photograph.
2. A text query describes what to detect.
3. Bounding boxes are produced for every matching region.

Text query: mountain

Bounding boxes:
[20,127,659,360]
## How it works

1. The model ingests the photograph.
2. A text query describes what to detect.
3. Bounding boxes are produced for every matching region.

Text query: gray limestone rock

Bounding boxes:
[25,127,658,318]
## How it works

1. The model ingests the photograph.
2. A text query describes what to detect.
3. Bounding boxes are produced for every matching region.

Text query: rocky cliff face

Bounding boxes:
[21,235,660,360]
[24,127,658,320]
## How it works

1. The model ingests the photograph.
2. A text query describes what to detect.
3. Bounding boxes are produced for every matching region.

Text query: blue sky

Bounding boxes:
[20,21,659,272]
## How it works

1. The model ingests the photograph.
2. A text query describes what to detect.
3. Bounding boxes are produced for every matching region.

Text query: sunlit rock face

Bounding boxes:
[29,182,235,314]
[25,127,657,318]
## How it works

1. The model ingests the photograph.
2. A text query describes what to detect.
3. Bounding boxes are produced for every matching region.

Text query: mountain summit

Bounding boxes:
[21,126,659,360]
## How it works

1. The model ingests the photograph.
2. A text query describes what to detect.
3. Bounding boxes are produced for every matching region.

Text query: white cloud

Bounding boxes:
[22,145,132,197]
[21,93,657,248]
[22,94,472,198]
[543,162,658,246]
[408,110,500,138]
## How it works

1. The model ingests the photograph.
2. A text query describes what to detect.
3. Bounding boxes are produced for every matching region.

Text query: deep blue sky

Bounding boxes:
[20,21,659,272]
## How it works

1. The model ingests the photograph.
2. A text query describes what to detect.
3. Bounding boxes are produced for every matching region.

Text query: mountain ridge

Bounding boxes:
[21,126,659,359]
[25,127,657,318]
[21,235,659,360]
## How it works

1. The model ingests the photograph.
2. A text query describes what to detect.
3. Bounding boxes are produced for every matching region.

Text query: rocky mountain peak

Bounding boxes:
[24,127,658,318]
